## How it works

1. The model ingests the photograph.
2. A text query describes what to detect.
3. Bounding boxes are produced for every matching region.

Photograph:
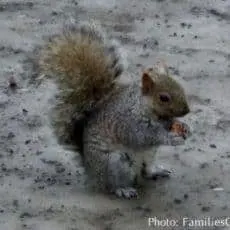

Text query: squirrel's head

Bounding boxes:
[141,61,190,119]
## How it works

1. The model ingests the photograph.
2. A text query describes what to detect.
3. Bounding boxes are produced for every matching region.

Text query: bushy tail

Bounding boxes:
[38,20,126,146]
[39,20,125,111]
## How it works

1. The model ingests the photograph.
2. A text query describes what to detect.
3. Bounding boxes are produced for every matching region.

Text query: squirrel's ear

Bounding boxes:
[142,72,155,95]
[154,60,169,76]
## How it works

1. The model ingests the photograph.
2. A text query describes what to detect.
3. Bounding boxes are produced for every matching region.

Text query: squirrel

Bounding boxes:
[38,20,191,199]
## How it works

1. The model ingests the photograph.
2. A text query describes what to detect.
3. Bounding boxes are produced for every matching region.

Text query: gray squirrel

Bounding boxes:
[38,21,191,198]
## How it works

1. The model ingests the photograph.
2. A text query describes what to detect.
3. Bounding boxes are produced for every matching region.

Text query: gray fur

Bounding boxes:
[47,21,190,198]
[83,84,188,198]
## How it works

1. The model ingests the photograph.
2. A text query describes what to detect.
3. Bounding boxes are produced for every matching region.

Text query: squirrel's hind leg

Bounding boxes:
[107,151,138,199]
[141,149,171,181]
[142,163,172,181]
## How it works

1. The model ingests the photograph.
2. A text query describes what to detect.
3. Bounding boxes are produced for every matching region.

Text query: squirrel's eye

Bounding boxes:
[159,92,171,102]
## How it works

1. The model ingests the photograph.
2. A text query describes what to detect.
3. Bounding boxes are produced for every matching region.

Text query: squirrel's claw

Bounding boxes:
[168,133,185,146]
[180,122,192,139]
[151,165,172,180]
[143,165,172,180]
[115,187,138,199]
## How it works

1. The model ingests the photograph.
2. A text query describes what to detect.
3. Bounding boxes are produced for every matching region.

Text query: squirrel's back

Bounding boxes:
[38,21,126,146]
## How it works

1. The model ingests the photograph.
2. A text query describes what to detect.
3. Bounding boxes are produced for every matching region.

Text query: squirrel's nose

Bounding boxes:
[178,105,190,117]
[183,105,190,115]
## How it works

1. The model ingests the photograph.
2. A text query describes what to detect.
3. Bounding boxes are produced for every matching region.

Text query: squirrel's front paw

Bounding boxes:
[170,121,191,140]
[168,132,185,146]
[115,187,138,199]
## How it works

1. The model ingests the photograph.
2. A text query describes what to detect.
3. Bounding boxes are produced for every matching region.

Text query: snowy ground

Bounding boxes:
[0,0,230,229]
